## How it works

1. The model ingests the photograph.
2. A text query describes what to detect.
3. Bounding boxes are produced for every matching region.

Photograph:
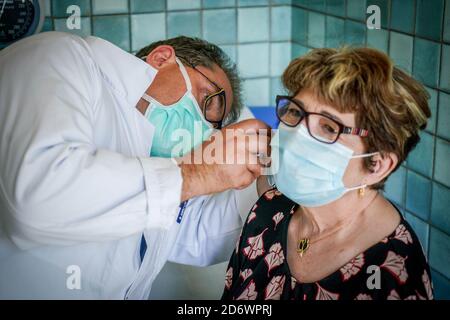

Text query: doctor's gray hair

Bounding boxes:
[136,36,242,125]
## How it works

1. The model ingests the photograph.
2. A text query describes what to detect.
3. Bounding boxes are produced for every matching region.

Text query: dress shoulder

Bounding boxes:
[243,188,297,227]
[363,219,434,300]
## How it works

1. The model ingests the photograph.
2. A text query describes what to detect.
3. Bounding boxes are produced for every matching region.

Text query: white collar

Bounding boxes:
[84,36,157,108]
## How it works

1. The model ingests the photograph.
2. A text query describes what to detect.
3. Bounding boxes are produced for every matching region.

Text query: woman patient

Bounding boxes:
[222,47,434,300]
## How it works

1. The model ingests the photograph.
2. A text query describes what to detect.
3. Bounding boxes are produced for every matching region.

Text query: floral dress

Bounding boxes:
[222,188,434,300]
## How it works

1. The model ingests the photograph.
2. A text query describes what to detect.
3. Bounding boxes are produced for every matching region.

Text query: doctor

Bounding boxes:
[0,32,269,299]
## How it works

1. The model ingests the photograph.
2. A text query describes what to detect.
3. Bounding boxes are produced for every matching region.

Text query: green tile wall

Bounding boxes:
[44,0,295,107]
[289,0,450,299]
[41,0,450,299]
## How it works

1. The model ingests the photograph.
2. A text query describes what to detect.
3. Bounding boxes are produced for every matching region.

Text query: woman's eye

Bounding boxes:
[322,124,337,133]
[287,108,301,117]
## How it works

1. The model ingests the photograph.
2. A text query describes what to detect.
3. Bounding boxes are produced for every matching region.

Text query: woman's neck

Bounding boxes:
[297,189,379,240]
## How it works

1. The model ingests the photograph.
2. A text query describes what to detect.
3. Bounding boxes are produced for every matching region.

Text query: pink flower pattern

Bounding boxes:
[225,267,233,290]
[381,251,409,284]
[264,275,286,300]
[247,211,257,224]
[315,283,339,300]
[240,269,253,282]
[264,242,285,276]
[242,228,268,260]
[291,277,297,290]
[354,293,372,300]
[223,189,434,301]
[263,189,282,200]
[340,253,365,281]
[236,280,258,300]
[247,204,258,224]
[393,224,413,245]
[422,270,434,300]
[272,212,284,230]
[387,289,401,300]
[289,205,296,215]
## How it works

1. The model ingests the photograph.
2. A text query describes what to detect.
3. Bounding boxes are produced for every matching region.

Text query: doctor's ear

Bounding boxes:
[145,45,177,69]
[364,152,399,187]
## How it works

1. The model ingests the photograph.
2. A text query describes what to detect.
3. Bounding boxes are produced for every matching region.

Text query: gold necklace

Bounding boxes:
[296,212,315,258]
[296,192,380,258]
[296,238,310,257]
[296,228,344,258]
[295,210,348,258]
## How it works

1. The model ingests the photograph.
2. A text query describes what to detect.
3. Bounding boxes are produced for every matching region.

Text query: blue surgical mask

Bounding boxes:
[271,124,378,207]
[142,57,214,158]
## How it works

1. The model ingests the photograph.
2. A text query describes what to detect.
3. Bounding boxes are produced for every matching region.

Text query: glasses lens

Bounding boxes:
[204,92,226,122]
[277,98,303,126]
[307,114,340,143]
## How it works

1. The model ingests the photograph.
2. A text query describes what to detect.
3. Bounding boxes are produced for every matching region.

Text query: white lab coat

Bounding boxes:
[0,32,242,299]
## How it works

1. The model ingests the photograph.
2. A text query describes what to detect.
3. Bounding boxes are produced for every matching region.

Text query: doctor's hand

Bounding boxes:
[178,119,271,202]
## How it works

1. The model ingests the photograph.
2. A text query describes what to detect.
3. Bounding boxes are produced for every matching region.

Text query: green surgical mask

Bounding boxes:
[142,58,214,158]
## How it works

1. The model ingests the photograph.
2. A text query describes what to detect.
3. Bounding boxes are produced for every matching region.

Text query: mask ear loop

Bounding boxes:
[175,58,216,131]
[347,151,379,195]
[351,151,379,159]
[175,57,192,92]
[141,93,152,103]
[140,57,191,108]
[139,56,192,95]
[139,56,154,105]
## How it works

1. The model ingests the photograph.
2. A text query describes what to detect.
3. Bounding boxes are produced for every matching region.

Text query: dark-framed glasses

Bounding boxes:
[189,64,227,129]
[275,95,369,144]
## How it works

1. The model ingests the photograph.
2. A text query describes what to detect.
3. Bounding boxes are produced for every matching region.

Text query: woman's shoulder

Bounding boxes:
[234,188,296,266]
[362,217,434,299]
[362,199,428,269]
[243,188,297,229]
[376,217,427,263]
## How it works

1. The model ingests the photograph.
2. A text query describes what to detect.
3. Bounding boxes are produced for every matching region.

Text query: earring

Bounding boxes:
[358,186,366,198]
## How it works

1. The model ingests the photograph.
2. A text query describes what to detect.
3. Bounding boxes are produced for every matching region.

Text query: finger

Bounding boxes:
[234,171,257,190]
[224,119,270,133]
[258,154,272,167]
[245,149,271,167]
[246,134,270,156]
[246,163,263,179]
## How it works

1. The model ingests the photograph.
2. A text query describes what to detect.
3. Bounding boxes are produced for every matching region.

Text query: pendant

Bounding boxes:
[297,238,310,257]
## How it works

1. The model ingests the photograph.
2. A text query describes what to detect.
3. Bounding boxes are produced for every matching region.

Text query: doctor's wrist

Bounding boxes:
[178,161,212,202]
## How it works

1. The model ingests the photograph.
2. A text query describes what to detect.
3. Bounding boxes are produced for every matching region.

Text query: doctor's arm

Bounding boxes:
[1,35,267,249]
[167,190,243,267]
[2,49,183,248]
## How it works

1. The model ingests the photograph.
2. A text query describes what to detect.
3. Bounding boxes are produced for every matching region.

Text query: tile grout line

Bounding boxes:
[127,0,131,52]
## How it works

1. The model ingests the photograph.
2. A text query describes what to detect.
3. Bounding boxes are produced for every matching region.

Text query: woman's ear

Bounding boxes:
[145,45,177,70]
[364,152,399,187]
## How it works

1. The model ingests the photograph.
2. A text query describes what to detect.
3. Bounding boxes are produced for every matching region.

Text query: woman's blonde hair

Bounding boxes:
[282,47,431,189]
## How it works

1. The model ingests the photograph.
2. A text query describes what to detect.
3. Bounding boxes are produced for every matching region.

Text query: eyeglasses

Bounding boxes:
[275,95,369,144]
[189,64,227,130]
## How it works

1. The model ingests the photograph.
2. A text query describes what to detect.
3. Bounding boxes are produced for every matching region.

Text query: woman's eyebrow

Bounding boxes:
[321,110,344,123]
[300,99,344,123]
